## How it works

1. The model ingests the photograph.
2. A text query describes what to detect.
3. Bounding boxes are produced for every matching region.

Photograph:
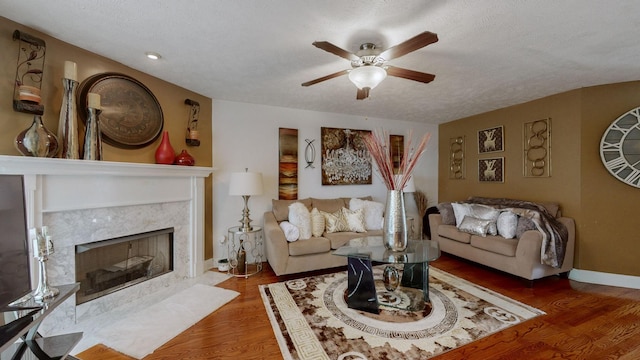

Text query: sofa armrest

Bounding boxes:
[428,213,443,240]
[263,211,289,276]
[516,216,575,270]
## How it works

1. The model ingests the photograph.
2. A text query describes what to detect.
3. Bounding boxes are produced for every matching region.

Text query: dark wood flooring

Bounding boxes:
[76,253,640,359]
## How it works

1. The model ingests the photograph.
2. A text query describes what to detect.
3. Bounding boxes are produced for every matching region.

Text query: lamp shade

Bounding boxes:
[394,174,416,193]
[348,66,387,90]
[229,171,263,196]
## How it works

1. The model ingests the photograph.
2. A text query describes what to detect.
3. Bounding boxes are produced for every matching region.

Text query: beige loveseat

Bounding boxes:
[264,197,383,276]
[428,197,575,283]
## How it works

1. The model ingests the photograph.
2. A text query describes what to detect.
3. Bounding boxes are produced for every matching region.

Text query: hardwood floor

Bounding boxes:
[76,254,640,359]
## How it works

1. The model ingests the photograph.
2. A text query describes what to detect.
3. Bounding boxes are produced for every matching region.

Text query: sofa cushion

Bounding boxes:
[437,202,456,225]
[437,224,471,243]
[288,236,331,256]
[310,208,325,237]
[272,198,312,222]
[497,211,518,239]
[458,216,492,237]
[341,207,366,232]
[349,198,384,230]
[321,209,350,233]
[279,221,299,242]
[470,235,518,257]
[289,202,312,239]
[323,232,361,249]
[312,198,347,214]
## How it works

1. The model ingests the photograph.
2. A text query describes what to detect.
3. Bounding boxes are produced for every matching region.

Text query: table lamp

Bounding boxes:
[229,169,263,232]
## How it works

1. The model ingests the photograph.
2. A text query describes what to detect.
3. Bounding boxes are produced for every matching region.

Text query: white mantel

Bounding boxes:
[0,155,214,332]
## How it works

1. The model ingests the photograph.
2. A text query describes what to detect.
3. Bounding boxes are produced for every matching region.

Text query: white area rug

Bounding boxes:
[69,270,236,359]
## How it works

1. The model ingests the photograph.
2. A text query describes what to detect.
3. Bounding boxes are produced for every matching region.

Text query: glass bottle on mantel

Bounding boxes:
[15,115,59,157]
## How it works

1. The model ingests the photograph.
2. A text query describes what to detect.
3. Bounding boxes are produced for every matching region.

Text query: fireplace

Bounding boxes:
[0,155,212,335]
[75,228,174,305]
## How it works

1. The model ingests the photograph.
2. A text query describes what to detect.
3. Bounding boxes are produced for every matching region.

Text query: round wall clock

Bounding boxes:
[600,106,640,188]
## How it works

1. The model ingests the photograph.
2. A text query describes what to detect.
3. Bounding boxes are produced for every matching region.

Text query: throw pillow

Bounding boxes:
[437,202,456,225]
[458,216,491,237]
[341,207,366,233]
[310,207,325,237]
[279,221,299,242]
[288,202,312,240]
[516,216,537,238]
[451,202,473,226]
[349,198,384,230]
[320,209,350,233]
[469,204,500,236]
[497,211,518,239]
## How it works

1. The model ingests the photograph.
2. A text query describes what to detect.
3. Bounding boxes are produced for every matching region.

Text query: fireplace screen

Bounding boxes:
[75,228,174,305]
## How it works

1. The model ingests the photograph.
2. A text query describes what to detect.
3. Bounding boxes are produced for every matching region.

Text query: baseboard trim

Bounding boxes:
[203,258,215,272]
[569,269,640,290]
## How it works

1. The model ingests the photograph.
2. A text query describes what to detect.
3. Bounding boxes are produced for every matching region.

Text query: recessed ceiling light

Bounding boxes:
[146,52,161,60]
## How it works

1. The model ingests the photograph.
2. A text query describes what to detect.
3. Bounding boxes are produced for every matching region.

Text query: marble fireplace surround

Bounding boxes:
[0,155,212,333]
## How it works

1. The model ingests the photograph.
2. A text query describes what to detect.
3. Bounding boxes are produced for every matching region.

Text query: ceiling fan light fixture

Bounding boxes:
[348,66,387,90]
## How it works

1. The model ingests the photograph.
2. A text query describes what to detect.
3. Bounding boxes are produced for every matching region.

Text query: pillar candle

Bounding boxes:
[64,61,77,81]
[88,93,101,110]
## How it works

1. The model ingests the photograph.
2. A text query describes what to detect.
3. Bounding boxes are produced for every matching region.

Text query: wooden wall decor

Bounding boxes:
[278,128,298,199]
[523,118,551,177]
[449,136,465,179]
[321,127,372,185]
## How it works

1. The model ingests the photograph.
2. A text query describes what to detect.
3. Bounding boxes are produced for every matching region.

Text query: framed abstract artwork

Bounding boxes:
[478,157,504,182]
[278,128,298,199]
[478,125,504,153]
[321,127,372,185]
[523,118,551,177]
[390,134,404,174]
[449,136,465,179]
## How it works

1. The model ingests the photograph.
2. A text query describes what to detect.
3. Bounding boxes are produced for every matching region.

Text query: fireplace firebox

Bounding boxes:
[75,228,174,305]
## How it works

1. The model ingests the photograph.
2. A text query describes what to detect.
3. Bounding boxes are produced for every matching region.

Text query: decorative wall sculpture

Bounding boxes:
[279,128,298,199]
[478,157,504,182]
[389,134,404,174]
[523,118,551,177]
[321,127,372,185]
[478,125,504,153]
[449,136,465,179]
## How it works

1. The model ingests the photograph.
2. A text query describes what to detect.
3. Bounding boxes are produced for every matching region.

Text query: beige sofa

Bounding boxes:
[264,197,382,276]
[428,199,575,283]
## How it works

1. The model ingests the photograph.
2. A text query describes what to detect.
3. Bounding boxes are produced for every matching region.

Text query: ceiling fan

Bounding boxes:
[301,31,438,100]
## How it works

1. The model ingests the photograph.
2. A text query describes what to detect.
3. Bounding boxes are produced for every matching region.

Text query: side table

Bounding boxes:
[227,226,263,277]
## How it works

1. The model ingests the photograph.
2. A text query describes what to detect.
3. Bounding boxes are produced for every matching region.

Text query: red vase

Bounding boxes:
[174,149,195,166]
[155,131,175,164]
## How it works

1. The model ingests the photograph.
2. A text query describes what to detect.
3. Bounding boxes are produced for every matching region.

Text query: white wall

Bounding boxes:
[211,100,439,261]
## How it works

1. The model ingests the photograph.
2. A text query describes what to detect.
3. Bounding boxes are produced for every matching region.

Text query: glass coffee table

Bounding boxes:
[333,236,440,314]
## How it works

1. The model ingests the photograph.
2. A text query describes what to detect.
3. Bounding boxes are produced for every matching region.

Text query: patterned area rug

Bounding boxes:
[260,266,544,360]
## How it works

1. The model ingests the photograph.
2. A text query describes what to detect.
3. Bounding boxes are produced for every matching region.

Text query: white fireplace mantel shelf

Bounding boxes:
[0,155,214,178]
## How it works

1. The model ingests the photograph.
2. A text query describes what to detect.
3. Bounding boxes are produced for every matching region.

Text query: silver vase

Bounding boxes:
[83,107,103,160]
[383,189,408,251]
[58,77,79,159]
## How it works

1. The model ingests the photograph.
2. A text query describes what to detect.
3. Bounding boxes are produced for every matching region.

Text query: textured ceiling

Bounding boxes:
[2,0,640,124]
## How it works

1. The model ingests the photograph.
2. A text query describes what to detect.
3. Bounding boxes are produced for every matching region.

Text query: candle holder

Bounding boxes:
[58,61,80,159]
[31,226,59,302]
[83,93,103,160]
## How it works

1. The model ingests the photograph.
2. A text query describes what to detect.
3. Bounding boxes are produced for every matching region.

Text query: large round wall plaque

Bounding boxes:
[600,106,640,188]
[78,73,164,148]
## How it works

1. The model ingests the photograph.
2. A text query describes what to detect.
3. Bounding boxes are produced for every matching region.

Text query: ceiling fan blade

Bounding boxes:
[301,69,349,87]
[385,66,435,83]
[356,87,369,100]
[312,41,359,61]
[378,31,438,61]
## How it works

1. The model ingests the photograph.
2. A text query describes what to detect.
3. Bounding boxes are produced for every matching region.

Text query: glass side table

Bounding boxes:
[227,226,263,277]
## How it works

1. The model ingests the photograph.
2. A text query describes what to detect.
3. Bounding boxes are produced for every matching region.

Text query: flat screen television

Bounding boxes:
[0,175,33,311]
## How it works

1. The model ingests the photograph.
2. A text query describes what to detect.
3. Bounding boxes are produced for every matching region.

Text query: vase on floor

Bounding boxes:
[155,131,175,164]
[15,115,59,158]
[383,189,408,251]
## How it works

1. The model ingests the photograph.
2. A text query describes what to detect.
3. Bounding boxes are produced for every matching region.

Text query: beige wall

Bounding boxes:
[0,17,215,259]
[439,81,640,277]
